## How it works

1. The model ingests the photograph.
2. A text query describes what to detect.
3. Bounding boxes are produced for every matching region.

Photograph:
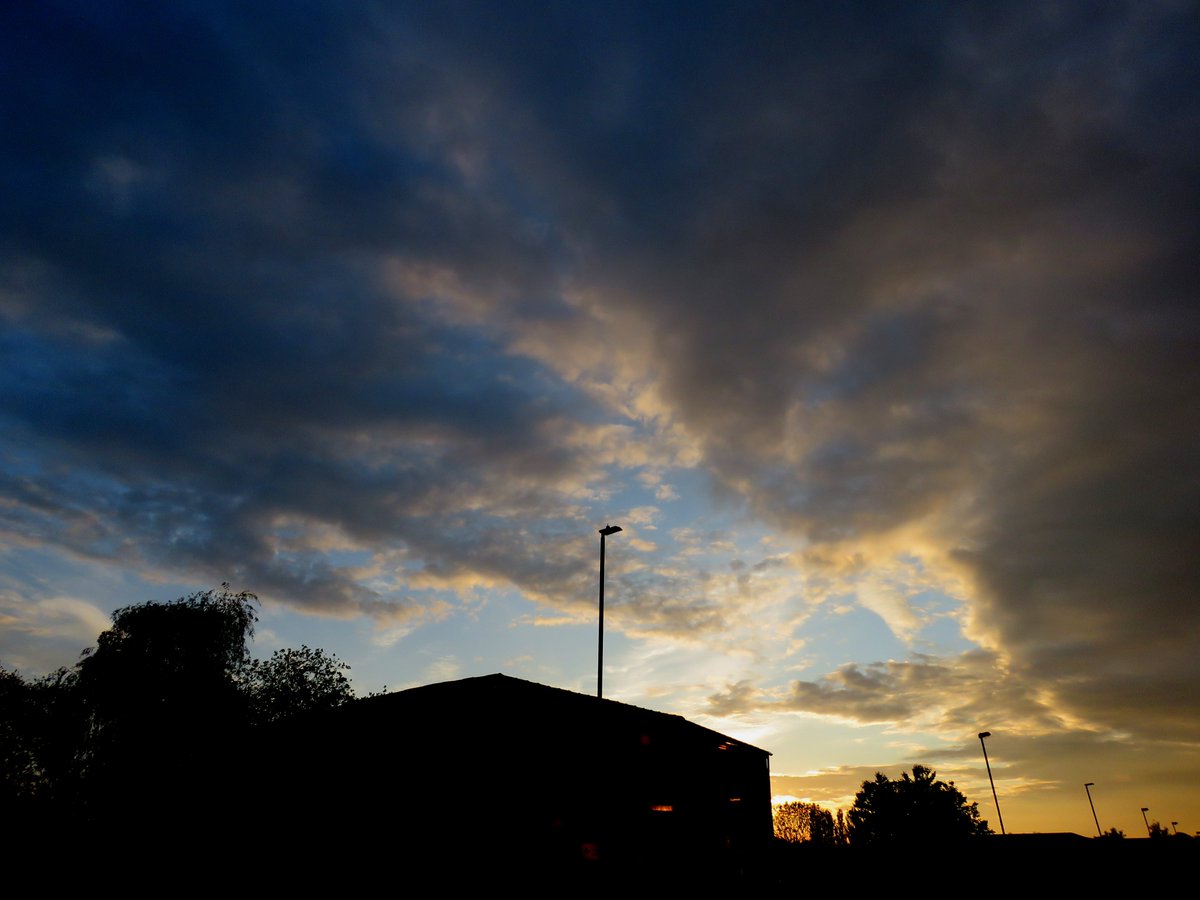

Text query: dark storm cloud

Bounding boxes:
[0,1,605,617]
[708,651,1060,734]
[1,0,1198,750]
[534,2,1200,741]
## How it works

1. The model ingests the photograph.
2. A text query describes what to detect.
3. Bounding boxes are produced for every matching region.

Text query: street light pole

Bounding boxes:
[1084,783,1101,836]
[1140,807,1151,837]
[597,524,622,700]
[978,731,1006,835]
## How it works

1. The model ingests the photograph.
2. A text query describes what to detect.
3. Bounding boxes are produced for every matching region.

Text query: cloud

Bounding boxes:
[0,1,1197,778]
[706,679,764,718]
[0,1,630,625]
[771,767,887,810]
[0,592,112,672]
[710,649,1086,743]
[543,2,1200,745]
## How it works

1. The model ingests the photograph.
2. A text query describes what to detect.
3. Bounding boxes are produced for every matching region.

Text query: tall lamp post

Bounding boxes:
[978,731,1006,835]
[1140,807,1151,837]
[597,524,622,700]
[1084,782,1101,836]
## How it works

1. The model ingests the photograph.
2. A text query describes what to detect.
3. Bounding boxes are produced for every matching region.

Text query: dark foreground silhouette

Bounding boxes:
[6,594,1194,890]
[250,673,773,888]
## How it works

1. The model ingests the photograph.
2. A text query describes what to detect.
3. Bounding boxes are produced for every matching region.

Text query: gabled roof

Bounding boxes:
[328,672,769,758]
[254,673,774,881]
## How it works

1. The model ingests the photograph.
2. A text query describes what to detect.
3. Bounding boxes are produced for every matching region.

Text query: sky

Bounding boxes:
[2,1,1198,838]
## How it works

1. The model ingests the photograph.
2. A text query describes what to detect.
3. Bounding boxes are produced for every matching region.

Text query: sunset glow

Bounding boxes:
[2,1,1197,839]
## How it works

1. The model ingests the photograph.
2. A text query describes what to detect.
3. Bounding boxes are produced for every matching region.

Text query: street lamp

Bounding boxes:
[1171,821,1178,835]
[1140,807,1151,837]
[597,524,622,700]
[978,731,1006,835]
[1084,783,1101,836]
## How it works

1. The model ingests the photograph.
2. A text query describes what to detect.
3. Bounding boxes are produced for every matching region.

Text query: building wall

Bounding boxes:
[253,675,772,879]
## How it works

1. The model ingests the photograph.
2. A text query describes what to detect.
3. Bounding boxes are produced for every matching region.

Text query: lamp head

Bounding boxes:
[599,524,623,536]
[978,731,991,739]
[1085,782,1095,787]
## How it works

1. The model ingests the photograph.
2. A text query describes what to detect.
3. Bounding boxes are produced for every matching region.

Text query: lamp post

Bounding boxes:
[1140,807,1151,837]
[1171,821,1178,835]
[1084,783,1101,836]
[978,731,1005,835]
[597,524,622,700]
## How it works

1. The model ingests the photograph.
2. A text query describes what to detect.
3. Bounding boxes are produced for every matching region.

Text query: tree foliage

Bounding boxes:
[244,644,354,725]
[0,667,45,804]
[1147,820,1172,839]
[1,666,84,823]
[77,587,257,720]
[774,801,846,845]
[61,587,260,823]
[1,586,362,831]
[848,765,991,846]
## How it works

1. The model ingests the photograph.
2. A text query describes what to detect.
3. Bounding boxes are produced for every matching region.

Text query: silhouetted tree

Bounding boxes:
[3,587,370,837]
[848,765,991,846]
[774,801,845,845]
[1100,826,1126,839]
[1148,820,1172,839]
[73,587,259,826]
[1,666,85,820]
[0,666,42,805]
[244,644,354,724]
[834,808,849,845]
[75,588,256,738]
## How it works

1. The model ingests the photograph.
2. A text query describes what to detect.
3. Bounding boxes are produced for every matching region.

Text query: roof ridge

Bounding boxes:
[384,672,768,754]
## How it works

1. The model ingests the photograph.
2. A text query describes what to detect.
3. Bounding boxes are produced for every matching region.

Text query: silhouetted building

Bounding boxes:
[256,673,772,882]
